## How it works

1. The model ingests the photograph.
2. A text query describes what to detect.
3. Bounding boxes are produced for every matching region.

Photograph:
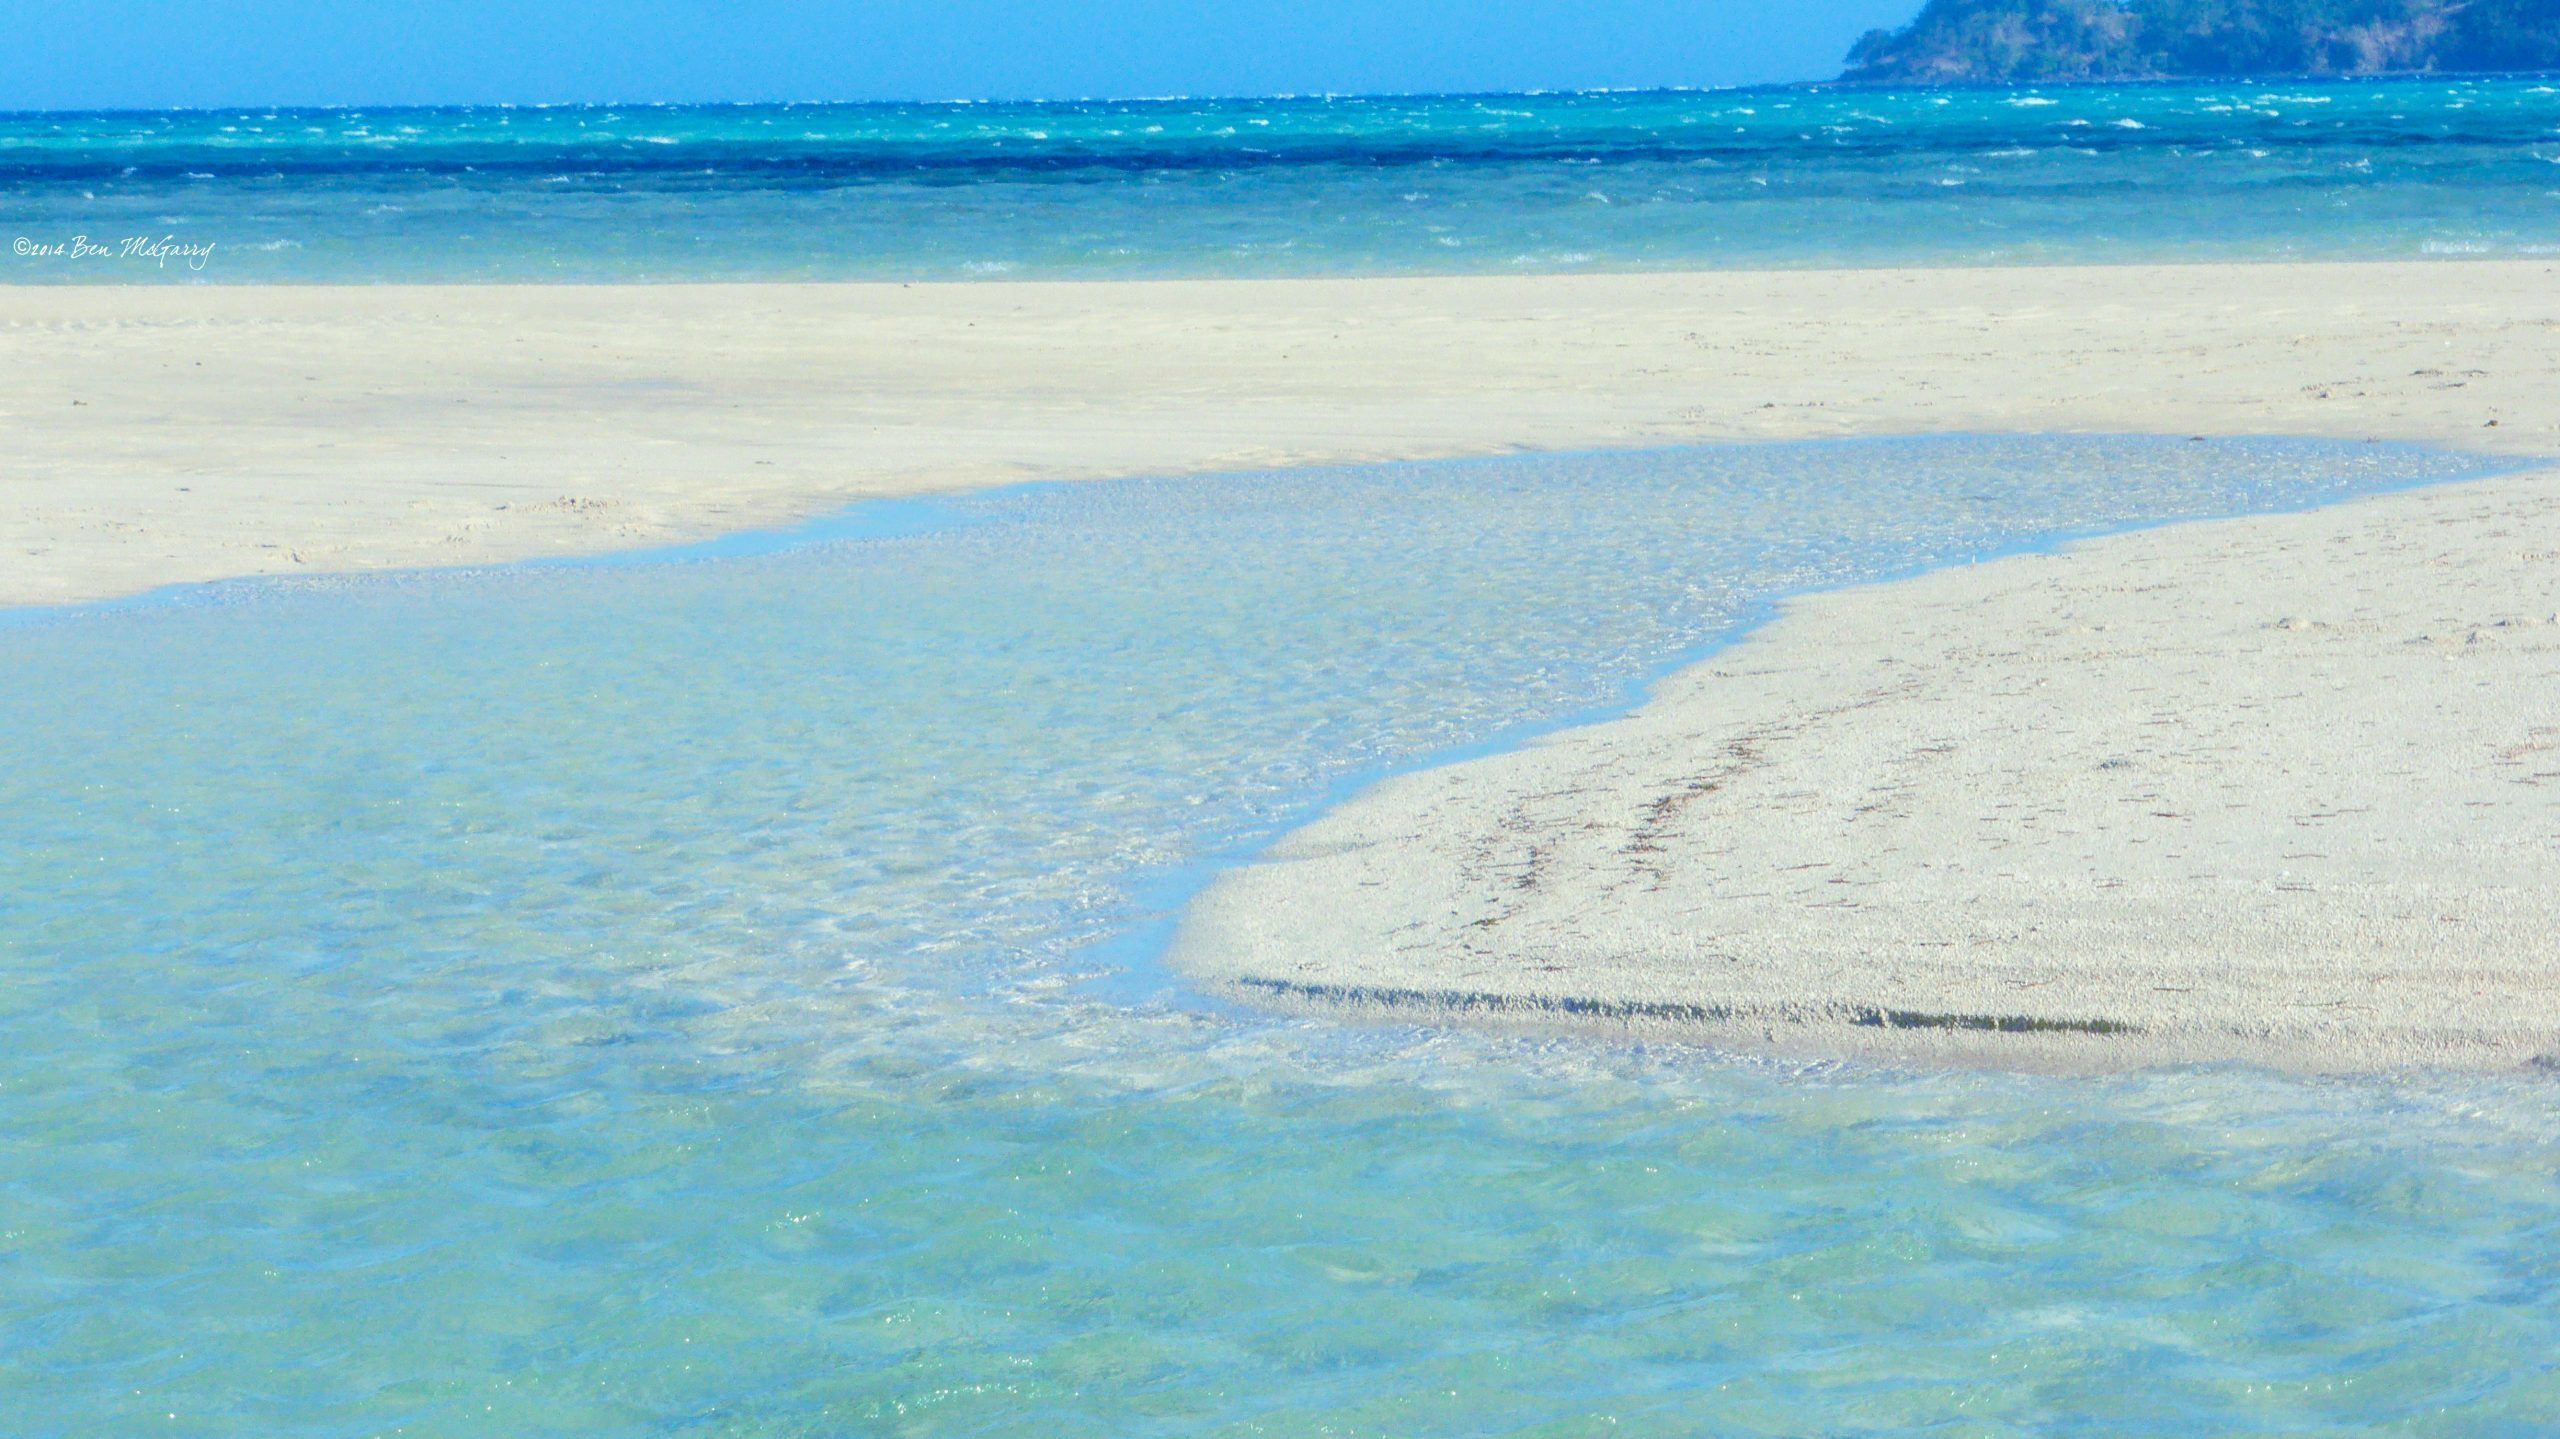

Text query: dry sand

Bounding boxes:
[1172,465,2560,1072]
[5,261,2555,607]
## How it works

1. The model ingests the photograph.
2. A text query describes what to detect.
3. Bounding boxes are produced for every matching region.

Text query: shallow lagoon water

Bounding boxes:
[5,436,2559,1434]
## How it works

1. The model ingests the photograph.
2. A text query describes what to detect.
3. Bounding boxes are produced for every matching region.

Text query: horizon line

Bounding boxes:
[5,67,2540,121]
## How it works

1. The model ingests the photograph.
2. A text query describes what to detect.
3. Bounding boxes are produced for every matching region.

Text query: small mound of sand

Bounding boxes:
[1174,470,2560,1073]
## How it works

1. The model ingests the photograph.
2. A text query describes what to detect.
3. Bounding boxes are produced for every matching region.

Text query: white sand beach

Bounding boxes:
[10,261,2557,1068]
[4,261,2553,607]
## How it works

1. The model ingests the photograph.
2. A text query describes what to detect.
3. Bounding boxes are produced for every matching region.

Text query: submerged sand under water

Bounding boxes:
[29,438,2560,1431]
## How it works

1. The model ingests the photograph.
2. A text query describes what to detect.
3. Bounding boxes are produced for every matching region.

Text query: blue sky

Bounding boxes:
[6,0,1925,110]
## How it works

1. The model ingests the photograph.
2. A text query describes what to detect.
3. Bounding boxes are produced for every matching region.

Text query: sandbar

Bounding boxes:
[5,261,2553,606]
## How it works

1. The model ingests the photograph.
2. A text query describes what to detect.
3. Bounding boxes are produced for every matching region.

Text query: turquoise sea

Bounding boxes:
[3,75,2557,281]
[8,436,2560,1434]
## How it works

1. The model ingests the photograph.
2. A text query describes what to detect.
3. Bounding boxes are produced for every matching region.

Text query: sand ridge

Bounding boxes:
[5,261,2556,606]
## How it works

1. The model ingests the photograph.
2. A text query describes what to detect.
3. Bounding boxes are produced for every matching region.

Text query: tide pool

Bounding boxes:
[5,436,2557,1435]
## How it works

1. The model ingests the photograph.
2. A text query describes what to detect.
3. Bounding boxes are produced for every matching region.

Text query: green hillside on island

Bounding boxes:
[1844,0,2560,80]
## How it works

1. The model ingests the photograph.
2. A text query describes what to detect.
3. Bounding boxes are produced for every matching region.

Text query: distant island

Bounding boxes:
[1843,0,2560,82]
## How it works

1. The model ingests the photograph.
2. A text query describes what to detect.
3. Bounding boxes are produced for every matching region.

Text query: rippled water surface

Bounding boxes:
[6,437,2558,1435]
[6,76,2558,280]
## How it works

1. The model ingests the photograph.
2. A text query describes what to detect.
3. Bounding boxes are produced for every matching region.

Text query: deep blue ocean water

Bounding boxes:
[8,436,2560,1435]
[5,76,2558,281]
